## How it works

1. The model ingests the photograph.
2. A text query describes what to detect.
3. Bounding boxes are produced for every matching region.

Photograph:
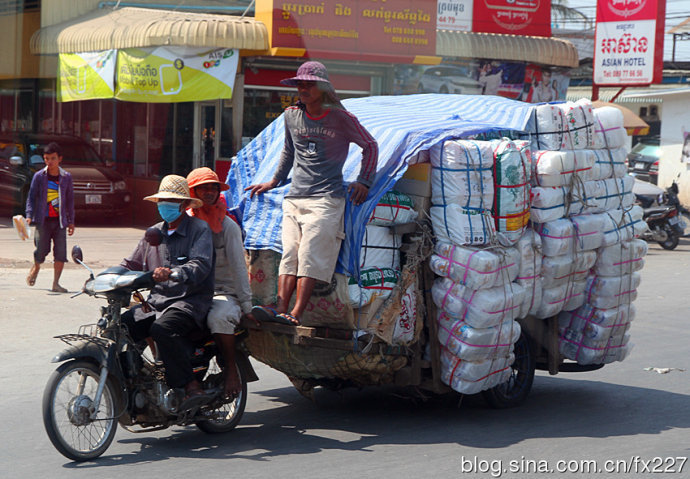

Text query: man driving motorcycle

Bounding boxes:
[121,175,215,408]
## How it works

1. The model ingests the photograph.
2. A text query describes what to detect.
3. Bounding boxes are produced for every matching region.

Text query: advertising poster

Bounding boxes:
[522,64,570,103]
[437,0,473,32]
[478,61,525,99]
[115,47,239,103]
[594,0,666,85]
[58,50,116,102]
[472,0,551,37]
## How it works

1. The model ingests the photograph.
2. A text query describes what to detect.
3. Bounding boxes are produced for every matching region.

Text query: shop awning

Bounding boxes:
[436,30,579,68]
[30,6,268,54]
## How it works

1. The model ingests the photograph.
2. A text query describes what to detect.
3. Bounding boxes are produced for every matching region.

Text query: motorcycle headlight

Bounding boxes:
[657,193,664,205]
[113,180,127,191]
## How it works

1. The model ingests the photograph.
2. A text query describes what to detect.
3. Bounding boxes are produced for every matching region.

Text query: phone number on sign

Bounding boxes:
[460,456,688,477]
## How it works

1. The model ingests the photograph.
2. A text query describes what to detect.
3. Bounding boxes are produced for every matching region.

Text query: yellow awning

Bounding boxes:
[30,6,268,54]
[437,30,579,68]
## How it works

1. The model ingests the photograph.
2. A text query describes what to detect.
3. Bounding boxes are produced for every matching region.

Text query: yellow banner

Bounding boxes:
[115,47,239,103]
[58,50,116,102]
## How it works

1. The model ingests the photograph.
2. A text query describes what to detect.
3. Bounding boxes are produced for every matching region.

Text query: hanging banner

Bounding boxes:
[437,0,473,32]
[472,0,551,37]
[58,50,116,102]
[593,0,666,86]
[115,47,239,103]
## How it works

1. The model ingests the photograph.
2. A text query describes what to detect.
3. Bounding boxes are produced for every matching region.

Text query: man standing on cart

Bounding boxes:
[246,61,378,325]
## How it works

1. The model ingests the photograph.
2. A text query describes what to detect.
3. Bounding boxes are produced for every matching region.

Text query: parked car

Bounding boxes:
[627,138,661,184]
[0,133,131,218]
[417,66,482,95]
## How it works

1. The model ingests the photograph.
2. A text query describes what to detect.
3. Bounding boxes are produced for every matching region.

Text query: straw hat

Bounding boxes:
[187,167,230,191]
[280,61,332,88]
[144,175,203,208]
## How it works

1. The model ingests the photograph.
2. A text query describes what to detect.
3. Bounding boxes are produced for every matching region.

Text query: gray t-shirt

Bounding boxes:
[273,106,378,198]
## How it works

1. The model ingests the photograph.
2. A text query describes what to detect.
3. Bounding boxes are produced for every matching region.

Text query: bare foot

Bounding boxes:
[223,367,242,399]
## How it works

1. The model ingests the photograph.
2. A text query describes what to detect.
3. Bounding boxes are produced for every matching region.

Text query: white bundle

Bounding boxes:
[368,190,417,226]
[430,204,495,246]
[595,239,648,277]
[533,149,595,187]
[513,139,533,183]
[559,329,632,365]
[584,272,641,309]
[348,268,399,307]
[359,225,401,270]
[596,176,634,211]
[517,276,543,318]
[432,277,526,328]
[430,242,520,290]
[530,186,568,223]
[568,180,606,215]
[430,139,495,210]
[534,279,587,319]
[534,214,605,256]
[591,147,628,180]
[600,206,646,246]
[592,106,627,149]
[530,103,569,151]
[557,99,596,150]
[440,347,515,394]
[541,250,597,286]
[437,312,520,361]
[559,303,636,343]
[516,230,542,280]
[491,139,531,246]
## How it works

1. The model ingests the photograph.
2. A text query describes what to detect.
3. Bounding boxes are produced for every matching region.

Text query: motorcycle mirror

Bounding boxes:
[145,227,164,247]
[71,245,83,263]
[671,182,679,194]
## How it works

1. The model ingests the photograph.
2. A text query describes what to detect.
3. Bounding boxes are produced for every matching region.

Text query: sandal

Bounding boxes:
[251,305,279,323]
[26,267,38,287]
[275,312,300,326]
[179,389,210,411]
[51,285,68,293]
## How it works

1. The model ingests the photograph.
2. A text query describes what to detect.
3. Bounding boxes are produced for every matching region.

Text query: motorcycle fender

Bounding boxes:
[236,350,259,383]
[51,340,126,383]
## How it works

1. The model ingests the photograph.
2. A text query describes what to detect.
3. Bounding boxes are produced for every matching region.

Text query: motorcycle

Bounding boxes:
[635,178,688,250]
[42,242,258,462]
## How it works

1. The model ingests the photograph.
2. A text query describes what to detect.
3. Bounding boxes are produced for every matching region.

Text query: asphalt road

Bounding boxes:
[1,219,689,479]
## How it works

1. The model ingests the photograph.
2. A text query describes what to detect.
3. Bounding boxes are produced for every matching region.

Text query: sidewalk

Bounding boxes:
[0,217,146,270]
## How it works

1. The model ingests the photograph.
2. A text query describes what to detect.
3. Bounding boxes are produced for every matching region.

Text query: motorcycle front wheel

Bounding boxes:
[43,360,118,461]
[196,359,247,434]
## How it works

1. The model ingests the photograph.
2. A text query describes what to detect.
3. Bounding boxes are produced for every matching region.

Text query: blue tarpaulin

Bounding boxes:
[225,94,534,278]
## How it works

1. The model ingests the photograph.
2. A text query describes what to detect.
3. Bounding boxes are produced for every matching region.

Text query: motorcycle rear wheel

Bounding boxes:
[482,332,536,408]
[196,359,247,434]
[43,360,118,461]
[658,226,679,250]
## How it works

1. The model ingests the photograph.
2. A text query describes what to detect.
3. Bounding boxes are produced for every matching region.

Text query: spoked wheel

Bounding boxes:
[196,357,247,434]
[43,360,119,461]
[482,332,536,408]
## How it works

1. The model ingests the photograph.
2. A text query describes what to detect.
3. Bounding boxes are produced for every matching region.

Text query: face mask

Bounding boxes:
[157,201,183,223]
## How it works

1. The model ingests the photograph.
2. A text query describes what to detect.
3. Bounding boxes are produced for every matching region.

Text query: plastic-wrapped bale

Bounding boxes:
[360,225,401,270]
[595,239,647,277]
[429,242,520,290]
[491,139,531,246]
[584,272,641,309]
[558,303,635,345]
[557,99,596,150]
[515,230,543,318]
[530,181,604,222]
[368,190,417,226]
[513,140,533,182]
[595,176,635,211]
[541,250,597,286]
[440,346,515,394]
[437,311,520,361]
[532,149,595,187]
[430,139,494,210]
[430,204,496,246]
[528,103,569,151]
[534,214,605,256]
[592,106,627,150]
[591,147,628,180]
[559,329,632,365]
[534,279,588,319]
[431,276,526,328]
[347,268,400,307]
[600,206,646,246]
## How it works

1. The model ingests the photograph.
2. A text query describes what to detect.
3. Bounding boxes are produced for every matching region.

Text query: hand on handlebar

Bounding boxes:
[152,267,172,282]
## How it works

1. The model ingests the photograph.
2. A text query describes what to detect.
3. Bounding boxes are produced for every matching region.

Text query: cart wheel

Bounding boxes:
[482,332,536,409]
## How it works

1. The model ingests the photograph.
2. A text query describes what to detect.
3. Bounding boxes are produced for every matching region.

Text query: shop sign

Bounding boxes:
[437,0,473,32]
[593,0,665,86]
[58,50,116,102]
[115,47,239,103]
[472,0,551,37]
[257,0,436,59]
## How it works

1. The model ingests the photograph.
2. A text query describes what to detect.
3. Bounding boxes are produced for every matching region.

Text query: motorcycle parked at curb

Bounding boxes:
[634,178,688,250]
[42,245,258,462]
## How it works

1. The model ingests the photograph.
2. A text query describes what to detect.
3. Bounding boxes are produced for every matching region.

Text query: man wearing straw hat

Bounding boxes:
[121,174,214,407]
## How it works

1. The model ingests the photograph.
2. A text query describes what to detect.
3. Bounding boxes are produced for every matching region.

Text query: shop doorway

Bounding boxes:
[194,100,221,169]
